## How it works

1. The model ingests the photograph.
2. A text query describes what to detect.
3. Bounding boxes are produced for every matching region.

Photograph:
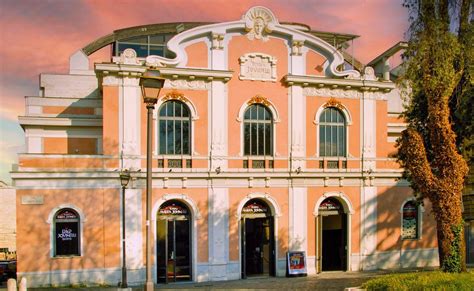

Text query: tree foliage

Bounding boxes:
[397,0,472,272]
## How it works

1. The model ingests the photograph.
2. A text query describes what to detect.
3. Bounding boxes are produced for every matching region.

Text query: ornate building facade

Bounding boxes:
[13,7,439,287]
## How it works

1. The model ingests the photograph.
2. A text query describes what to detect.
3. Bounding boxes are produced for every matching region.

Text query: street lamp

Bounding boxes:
[119,169,131,288]
[140,72,165,291]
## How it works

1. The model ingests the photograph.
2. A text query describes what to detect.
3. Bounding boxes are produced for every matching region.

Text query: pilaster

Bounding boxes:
[208,187,229,280]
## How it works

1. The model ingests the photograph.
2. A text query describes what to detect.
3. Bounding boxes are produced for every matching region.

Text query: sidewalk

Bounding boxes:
[2,270,391,290]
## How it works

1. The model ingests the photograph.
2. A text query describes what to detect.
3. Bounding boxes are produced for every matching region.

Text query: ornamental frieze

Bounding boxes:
[165,79,210,90]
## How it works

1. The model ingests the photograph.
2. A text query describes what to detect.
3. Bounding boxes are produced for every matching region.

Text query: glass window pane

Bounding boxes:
[251,123,258,155]
[250,105,258,120]
[167,101,174,116]
[332,125,336,156]
[244,108,251,119]
[325,125,331,156]
[150,34,166,43]
[174,102,182,117]
[338,126,345,156]
[159,120,167,154]
[182,121,189,155]
[167,120,174,154]
[175,120,182,154]
[257,123,264,155]
[244,123,251,155]
[265,123,271,155]
[320,126,326,156]
[320,109,327,122]
[182,105,190,117]
[149,46,164,56]
[264,108,272,120]
[117,43,147,57]
[257,105,265,120]
[159,103,167,116]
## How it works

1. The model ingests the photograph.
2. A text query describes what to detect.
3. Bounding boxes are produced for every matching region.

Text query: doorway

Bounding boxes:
[157,200,192,283]
[317,197,347,272]
[240,199,275,278]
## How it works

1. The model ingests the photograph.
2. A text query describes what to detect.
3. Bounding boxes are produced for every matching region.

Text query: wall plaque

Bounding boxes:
[239,53,277,82]
[21,195,44,205]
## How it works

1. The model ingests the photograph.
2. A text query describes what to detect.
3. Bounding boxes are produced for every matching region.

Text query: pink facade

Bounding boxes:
[13,7,438,287]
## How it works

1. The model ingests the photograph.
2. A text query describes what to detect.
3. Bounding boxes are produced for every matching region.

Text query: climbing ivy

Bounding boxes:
[397,0,472,272]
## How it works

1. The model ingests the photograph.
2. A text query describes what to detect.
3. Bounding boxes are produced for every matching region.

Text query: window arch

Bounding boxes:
[401,200,420,240]
[244,104,273,156]
[158,100,191,155]
[54,208,80,256]
[319,107,346,157]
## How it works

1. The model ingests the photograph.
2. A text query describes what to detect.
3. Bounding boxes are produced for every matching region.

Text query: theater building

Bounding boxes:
[12,6,439,287]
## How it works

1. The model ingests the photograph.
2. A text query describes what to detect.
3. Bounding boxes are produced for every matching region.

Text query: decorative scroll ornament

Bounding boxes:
[324,97,344,110]
[243,6,278,41]
[247,94,271,107]
[161,90,188,103]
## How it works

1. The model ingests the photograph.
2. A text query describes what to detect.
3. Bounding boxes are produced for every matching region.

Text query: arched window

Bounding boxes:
[158,101,191,155]
[244,104,273,156]
[319,107,346,157]
[402,200,419,239]
[54,208,80,256]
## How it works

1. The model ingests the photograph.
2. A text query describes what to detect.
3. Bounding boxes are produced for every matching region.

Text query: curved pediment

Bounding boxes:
[146,6,360,79]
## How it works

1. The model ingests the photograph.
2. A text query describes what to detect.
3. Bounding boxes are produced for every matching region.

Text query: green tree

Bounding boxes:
[397,0,472,272]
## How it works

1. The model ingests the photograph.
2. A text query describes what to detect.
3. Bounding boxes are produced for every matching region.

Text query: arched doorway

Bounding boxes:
[156,200,192,283]
[317,197,348,271]
[240,199,276,278]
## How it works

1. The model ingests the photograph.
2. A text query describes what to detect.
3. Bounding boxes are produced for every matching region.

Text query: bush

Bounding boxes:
[361,271,474,290]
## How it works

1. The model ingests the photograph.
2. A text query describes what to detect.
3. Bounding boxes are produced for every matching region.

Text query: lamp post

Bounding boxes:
[119,169,131,288]
[140,72,165,291]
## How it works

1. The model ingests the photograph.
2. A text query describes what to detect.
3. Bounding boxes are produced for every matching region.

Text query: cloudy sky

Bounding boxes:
[0,0,408,183]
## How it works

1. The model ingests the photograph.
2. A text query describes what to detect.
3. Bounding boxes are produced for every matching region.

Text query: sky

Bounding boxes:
[0,0,408,183]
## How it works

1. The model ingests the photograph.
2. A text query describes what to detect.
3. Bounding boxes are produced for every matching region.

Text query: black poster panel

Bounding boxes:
[55,222,79,256]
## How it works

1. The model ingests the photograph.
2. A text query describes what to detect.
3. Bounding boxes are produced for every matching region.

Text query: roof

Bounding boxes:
[82,21,360,57]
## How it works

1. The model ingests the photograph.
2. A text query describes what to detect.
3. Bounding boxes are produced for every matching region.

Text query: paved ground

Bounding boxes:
[1,270,392,290]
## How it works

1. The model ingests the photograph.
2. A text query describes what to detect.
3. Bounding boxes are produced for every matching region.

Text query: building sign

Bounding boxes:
[242,200,268,214]
[319,198,342,212]
[402,201,418,239]
[287,251,307,276]
[21,195,44,205]
[56,209,78,220]
[159,203,189,216]
[239,53,277,82]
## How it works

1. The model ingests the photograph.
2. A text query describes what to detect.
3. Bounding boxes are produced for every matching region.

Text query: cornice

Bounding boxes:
[94,63,146,76]
[18,116,102,128]
[285,74,396,92]
[26,96,102,107]
[157,67,233,82]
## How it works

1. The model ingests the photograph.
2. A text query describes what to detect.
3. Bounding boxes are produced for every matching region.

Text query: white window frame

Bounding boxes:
[47,204,86,258]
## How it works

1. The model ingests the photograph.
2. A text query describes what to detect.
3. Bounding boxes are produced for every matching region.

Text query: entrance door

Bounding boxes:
[157,201,192,283]
[240,199,275,278]
[318,197,347,272]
